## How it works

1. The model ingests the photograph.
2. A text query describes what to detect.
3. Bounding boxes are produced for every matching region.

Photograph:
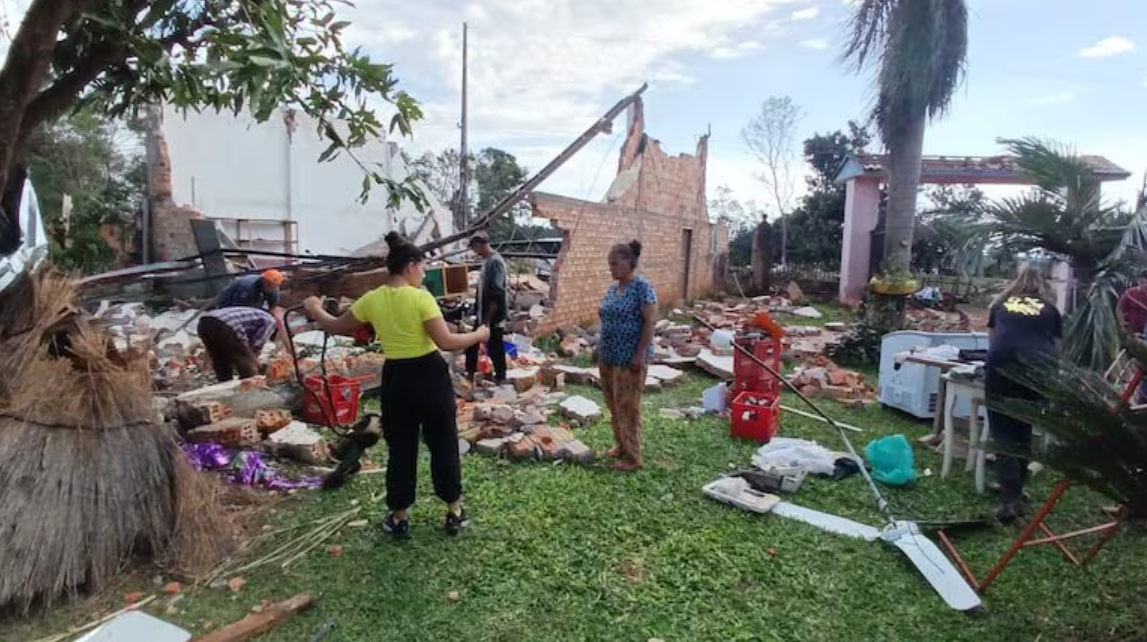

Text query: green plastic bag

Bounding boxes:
[864,434,918,486]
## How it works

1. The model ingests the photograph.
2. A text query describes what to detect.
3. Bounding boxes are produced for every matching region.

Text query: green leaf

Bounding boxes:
[248,55,284,68]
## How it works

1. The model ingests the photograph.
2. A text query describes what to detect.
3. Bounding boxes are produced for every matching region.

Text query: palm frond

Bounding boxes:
[990,353,1147,516]
[983,194,1127,272]
[840,0,896,71]
[1063,275,1127,371]
[842,0,968,143]
[1060,205,1147,370]
[998,137,1099,199]
[1110,184,1147,261]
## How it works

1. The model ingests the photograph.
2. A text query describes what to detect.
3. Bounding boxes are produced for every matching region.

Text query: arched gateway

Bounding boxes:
[832,153,1132,304]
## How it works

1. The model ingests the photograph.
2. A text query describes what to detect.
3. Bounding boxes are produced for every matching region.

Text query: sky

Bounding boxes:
[2,0,1146,218]
[331,0,1147,217]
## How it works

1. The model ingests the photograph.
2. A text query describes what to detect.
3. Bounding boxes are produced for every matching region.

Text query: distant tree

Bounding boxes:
[407,149,470,231]
[804,121,872,190]
[709,185,750,227]
[768,122,872,268]
[26,111,144,274]
[912,185,987,275]
[410,147,551,244]
[742,95,804,272]
[728,226,754,267]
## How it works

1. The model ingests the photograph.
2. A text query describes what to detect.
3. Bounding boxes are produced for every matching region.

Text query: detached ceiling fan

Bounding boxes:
[695,316,982,612]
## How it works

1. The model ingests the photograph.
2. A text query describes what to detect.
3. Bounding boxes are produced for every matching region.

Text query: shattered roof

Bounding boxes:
[834,153,1132,185]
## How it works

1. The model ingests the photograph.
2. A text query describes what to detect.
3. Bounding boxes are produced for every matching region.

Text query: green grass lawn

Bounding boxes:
[5,375,1146,642]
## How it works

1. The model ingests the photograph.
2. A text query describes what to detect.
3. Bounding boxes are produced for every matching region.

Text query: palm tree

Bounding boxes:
[842,0,969,280]
[949,137,1147,370]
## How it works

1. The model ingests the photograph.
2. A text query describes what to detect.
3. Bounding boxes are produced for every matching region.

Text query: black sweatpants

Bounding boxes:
[378,352,462,511]
[985,360,1037,504]
[464,325,506,382]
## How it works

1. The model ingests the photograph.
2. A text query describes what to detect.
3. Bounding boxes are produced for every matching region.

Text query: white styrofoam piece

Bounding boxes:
[702,383,727,413]
[702,477,781,515]
[75,611,191,642]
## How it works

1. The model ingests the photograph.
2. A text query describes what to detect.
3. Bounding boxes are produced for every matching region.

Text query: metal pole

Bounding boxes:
[458,22,470,230]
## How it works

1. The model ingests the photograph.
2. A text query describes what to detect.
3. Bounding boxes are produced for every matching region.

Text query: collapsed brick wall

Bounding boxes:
[143,107,201,262]
[535,98,728,333]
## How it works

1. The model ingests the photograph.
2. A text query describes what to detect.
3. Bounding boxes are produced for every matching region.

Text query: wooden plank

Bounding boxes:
[193,593,315,642]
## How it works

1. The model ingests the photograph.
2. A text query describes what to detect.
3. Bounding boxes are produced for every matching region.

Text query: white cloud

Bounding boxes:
[1079,36,1135,58]
[1029,92,1075,106]
[337,0,809,199]
[709,41,764,60]
[375,26,418,44]
[799,38,828,50]
[791,6,820,21]
[0,0,807,204]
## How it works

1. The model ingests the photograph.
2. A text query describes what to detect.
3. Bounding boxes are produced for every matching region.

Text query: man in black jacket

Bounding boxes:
[465,232,508,384]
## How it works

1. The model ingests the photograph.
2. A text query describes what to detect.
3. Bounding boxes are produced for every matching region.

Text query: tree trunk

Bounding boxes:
[751,220,769,292]
[0,166,27,256]
[867,293,908,333]
[881,113,927,275]
[0,0,94,254]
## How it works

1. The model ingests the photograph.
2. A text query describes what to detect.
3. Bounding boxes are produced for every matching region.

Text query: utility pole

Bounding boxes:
[457,22,470,230]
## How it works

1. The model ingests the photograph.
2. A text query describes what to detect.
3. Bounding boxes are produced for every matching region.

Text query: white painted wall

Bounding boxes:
[161,106,452,256]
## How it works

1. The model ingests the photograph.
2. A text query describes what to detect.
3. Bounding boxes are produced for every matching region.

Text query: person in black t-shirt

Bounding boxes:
[985,263,1062,524]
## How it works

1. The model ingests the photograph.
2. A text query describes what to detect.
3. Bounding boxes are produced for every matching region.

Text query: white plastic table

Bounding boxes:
[939,373,989,493]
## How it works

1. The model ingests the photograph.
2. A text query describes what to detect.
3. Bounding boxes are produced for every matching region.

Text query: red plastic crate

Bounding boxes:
[733,337,784,394]
[730,390,780,442]
[303,374,366,426]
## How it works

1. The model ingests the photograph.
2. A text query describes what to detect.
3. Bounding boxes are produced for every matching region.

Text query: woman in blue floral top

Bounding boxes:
[594,240,658,471]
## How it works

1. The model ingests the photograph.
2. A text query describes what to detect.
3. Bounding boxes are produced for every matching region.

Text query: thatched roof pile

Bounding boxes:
[0,269,237,611]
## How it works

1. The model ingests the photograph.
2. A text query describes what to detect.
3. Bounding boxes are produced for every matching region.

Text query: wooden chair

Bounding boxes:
[1103,349,1147,411]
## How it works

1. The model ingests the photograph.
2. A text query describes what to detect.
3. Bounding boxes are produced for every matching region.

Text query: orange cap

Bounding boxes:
[262,269,286,285]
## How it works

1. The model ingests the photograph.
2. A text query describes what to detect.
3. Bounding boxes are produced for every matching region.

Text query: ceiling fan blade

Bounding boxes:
[883,521,982,612]
[772,502,881,542]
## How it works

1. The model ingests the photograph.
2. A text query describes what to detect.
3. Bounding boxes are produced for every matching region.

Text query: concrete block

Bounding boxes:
[557,439,595,465]
[266,421,329,464]
[476,438,509,455]
[560,395,602,424]
[647,364,686,386]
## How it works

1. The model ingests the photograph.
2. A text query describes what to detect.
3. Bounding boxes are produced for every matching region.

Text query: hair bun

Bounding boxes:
[628,240,643,258]
[384,231,401,248]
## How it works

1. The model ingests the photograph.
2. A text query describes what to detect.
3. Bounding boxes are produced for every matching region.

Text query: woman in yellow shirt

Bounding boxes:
[303,232,489,539]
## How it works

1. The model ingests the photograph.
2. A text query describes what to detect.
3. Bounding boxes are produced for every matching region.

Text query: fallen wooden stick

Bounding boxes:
[193,593,315,642]
[779,405,864,433]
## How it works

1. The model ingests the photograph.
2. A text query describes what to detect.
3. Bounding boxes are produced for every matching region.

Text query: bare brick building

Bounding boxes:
[534,98,729,333]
